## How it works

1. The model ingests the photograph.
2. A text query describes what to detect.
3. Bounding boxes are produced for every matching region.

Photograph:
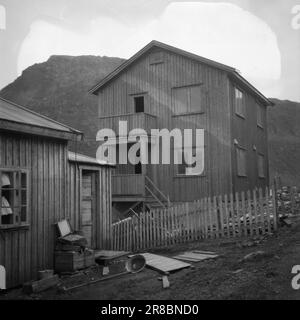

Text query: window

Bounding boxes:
[134,96,145,113]
[236,147,247,177]
[173,85,203,115]
[257,104,264,128]
[176,146,204,176]
[258,154,265,178]
[234,87,246,118]
[150,51,164,65]
[0,169,28,228]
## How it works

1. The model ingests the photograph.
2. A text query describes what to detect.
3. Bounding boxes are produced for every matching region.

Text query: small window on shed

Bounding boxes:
[258,154,265,178]
[236,147,247,177]
[235,87,246,118]
[134,96,145,113]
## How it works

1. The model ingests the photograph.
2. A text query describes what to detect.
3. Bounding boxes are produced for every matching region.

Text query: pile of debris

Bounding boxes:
[276,186,300,217]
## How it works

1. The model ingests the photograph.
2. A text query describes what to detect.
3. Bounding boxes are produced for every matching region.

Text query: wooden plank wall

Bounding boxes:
[0,131,68,288]
[98,47,232,202]
[66,162,112,250]
[112,174,145,196]
[0,131,113,288]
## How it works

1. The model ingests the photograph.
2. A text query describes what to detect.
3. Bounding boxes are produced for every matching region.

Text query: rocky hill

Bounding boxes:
[268,98,300,186]
[0,55,124,155]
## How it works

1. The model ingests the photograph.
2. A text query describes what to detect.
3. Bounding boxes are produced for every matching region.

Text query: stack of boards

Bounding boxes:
[140,251,218,274]
[173,251,219,263]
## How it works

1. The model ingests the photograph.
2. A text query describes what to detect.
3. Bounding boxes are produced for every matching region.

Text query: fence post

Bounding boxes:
[258,188,265,235]
[218,195,224,238]
[213,196,219,239]
[247,190,253,237]
[235,192,242,237]
[271,185,278,231]
[265,187,272,234]
[241,191,247,236]
[207,197,212,238]
[224,194,229,238]
[253,189,259,235]
[230,193,235,237]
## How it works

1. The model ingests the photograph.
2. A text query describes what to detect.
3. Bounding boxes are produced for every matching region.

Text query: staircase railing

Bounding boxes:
[145,185,167,209]
[145,176,171,208]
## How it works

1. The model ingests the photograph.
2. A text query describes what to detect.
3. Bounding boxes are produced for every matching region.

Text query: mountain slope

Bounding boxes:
[268,99,300,186]
[0,55,124,156]
[0,56,299,186]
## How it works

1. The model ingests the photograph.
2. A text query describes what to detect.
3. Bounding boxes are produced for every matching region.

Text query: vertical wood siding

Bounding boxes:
[0,131,112,288]
[0,132,68,288]
[66,163,112,250]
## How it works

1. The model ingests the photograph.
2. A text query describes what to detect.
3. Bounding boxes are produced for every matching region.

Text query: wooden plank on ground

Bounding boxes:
[23,275,59,294]
[173,252,218,262]
[141,253,191,274]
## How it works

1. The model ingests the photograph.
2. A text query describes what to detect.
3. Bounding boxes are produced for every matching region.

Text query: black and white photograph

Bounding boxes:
[0,0,300,306]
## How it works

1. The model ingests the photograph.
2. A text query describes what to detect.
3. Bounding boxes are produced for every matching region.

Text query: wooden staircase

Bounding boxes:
[144,176,171,210]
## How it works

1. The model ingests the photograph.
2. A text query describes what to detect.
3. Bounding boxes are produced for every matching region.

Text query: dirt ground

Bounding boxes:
[1,220,300,300]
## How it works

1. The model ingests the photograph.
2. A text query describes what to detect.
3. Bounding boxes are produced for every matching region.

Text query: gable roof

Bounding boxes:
[0,96,83,140]
[89,40,273,106]
[68,151,115,167]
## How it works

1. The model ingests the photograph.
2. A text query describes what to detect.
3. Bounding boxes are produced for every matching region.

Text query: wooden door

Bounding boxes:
[81,171,97,248]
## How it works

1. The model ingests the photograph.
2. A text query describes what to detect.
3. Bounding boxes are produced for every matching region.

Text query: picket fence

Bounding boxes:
[111,187,278,252]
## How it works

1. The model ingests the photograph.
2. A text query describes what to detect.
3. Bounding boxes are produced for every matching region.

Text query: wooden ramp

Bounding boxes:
[141,253,191,274]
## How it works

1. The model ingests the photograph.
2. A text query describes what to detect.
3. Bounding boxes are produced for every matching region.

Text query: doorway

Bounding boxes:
[81,170,97,248]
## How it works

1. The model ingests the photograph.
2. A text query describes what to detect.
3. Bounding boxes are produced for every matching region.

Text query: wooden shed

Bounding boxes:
[0,97,113,288]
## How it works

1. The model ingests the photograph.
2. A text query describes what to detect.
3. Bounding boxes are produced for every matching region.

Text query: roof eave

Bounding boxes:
[0,96,84,133]
[230,72,274,106]
[0,118,83,141]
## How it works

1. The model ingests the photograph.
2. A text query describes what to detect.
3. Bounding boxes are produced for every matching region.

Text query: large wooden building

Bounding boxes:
[90,40,273,216]
[0,97,113,288]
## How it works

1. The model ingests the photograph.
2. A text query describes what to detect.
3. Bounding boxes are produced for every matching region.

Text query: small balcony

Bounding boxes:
[98,113,157,137]
[112,174,146,198]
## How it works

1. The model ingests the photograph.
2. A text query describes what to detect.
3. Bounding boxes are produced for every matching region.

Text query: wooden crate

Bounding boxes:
[54,250,95,273]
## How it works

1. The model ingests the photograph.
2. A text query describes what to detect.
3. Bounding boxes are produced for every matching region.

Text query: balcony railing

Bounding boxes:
[112,174,146,197]
[99,113,157,137]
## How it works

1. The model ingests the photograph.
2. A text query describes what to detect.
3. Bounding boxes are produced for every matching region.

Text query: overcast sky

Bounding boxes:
[0,0,299,101]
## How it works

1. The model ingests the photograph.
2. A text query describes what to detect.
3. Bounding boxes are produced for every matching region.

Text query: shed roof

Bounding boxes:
[89,40,273,106]
[68,151,115,167]
[0,97,82,140]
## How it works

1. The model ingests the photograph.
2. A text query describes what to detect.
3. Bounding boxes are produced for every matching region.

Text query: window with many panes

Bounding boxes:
[234,87,246,118]
[0,169,29,228]
[236,147,247,177]
[172,85,203,115]
[258,154,265,178]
